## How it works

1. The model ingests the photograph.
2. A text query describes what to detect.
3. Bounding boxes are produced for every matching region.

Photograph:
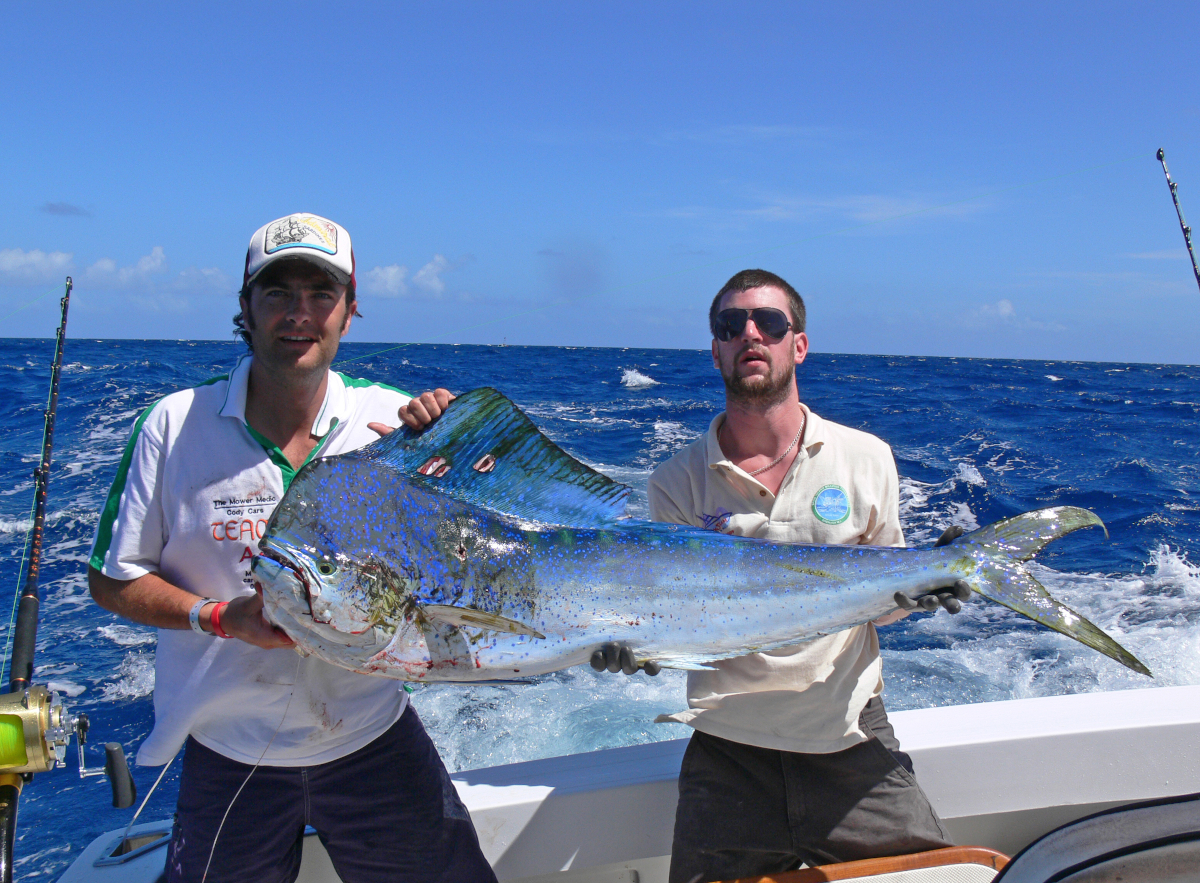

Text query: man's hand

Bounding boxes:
[894,580,973,615]
[219,593,294,649]
[368,389,456,437]
[590,642,661,676]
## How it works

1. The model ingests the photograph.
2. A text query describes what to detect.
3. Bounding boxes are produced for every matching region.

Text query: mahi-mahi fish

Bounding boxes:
[252,388,1151,680]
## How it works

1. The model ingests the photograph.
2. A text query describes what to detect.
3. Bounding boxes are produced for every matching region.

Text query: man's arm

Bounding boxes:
[89,567,293,649]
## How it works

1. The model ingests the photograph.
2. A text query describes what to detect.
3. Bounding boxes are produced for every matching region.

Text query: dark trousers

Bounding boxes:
[669,697,953,883]
[166,705,497,883]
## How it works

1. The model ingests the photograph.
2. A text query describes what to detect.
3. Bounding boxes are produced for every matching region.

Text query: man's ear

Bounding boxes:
[711,339,720,370]
[794,331,809,367]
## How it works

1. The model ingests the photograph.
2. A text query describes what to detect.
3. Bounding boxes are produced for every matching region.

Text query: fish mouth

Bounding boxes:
[256,543,320,621]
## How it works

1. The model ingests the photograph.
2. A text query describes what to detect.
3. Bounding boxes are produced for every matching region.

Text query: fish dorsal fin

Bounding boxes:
[355,387,630,527]
[421,604,546,639]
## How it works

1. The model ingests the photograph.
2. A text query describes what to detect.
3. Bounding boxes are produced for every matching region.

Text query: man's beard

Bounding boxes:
[721,349,796,407]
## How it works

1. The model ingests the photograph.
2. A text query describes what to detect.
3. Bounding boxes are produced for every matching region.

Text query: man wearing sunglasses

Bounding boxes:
[644,269,961,883]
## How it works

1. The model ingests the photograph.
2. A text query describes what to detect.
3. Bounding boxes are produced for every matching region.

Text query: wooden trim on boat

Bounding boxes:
[715,846,1010,882]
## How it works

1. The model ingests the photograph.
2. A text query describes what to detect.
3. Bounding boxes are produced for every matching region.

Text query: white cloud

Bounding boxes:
[980,299,1016,320]
[1123,249,1189,260]
[961,299,1065,333]
[363,264,410,297]
[85,246,168,288]
[171,266,232,295]
[659,189,989,231]
[0,248,73,284]
[412,255,450,296]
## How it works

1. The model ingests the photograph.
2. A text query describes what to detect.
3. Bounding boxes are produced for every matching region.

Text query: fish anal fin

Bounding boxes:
[422,604,546,640]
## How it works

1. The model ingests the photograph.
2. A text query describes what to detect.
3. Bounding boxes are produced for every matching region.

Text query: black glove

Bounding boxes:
[589,642,661,676]
[894,579,972,614]
[893,524,972,614]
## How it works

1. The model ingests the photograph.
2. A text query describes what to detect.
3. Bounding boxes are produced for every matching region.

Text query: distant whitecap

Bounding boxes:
[621,368,659,389]
[1046,375,1063,381]
[47,680,85,698]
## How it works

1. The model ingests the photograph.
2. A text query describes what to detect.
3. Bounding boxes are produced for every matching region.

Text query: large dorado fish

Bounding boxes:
[253,388,1151,680]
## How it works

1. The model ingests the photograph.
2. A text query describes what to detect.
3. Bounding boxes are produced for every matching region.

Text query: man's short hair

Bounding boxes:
[232,259,357,349]
[709,269,806,338]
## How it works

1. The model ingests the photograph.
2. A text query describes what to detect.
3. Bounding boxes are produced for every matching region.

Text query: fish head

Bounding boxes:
[254,455,414,643]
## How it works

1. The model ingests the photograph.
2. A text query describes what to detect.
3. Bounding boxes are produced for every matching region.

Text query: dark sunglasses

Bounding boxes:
[713,307,795,342]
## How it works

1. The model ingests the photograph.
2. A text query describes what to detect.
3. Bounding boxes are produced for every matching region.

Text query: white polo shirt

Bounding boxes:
[90,355,413,767]
[647,404,904,754]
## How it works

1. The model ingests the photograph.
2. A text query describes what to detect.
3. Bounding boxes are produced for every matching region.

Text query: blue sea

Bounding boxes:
[3,339,1199,879]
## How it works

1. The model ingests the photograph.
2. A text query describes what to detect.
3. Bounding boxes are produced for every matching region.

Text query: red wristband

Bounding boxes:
[210,601,232,639]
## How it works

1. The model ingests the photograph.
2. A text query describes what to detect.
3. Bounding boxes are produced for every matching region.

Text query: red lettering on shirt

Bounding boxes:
[239,546,254,563]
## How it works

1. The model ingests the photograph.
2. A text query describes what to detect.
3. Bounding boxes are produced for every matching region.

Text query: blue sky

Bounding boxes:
[3,2,1199,363]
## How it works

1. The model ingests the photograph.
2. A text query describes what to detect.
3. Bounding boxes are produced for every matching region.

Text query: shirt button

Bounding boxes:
[759,490,767,497]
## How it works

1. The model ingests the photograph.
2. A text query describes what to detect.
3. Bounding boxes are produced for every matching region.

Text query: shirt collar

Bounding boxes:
[218,354,348,437]
[705,402,826,472]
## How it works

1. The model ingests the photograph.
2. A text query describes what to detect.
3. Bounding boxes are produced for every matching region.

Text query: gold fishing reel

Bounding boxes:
[0,685,75,775]
[0,685,134,806]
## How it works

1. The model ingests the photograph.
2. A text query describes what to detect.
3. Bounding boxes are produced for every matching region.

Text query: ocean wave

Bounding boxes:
[98,624,157,647]
[101,652,155,701]
[46,679,86,698]
[621,368,660,389]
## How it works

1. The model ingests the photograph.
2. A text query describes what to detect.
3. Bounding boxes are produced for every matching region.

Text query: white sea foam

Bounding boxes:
[621,368,660,389]
[101,652,155,701]
[98,624,156,647]
[1046,375,1063,381]
[953,462,986,487]
[47,680,85,698]
[883,545,1200,711]
[419,666,689,773]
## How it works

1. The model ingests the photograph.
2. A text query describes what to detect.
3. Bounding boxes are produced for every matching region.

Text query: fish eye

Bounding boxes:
[317,560,337,576]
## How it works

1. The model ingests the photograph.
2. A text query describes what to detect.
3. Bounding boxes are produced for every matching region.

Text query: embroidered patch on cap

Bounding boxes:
[811,485,850,524]
[264,215,338,255]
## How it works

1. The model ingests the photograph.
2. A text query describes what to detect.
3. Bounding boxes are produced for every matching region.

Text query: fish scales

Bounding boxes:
[254,388,1152,681]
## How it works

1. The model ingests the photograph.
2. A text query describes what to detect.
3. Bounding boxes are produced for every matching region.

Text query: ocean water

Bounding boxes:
[2,338,1198,879]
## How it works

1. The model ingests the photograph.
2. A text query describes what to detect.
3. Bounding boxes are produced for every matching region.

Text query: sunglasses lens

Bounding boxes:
[752,309,790,339]
[715,310,747,341]
[715,308,792,341]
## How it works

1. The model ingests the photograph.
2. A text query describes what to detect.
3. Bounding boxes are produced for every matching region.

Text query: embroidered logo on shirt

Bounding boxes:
[701,508,733,532]
[811,485,850,524]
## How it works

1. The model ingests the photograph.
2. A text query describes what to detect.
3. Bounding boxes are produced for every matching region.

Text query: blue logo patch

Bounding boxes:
[812,485,850,524]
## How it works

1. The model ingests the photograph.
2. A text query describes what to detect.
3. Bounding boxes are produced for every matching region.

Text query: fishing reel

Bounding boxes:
[0,685,135,807]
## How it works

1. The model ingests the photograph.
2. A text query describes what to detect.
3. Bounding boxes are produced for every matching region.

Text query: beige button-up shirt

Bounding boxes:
[648,404,904,753]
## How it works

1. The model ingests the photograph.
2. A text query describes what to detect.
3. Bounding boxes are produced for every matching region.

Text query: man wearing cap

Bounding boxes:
[88,213,495,883]
[641,269,966,883]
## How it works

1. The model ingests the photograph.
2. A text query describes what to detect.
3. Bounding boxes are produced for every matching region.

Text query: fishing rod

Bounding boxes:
[0,278,134,883]
[1156,148,1200,295]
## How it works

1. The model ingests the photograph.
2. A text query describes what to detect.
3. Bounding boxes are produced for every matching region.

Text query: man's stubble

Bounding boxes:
[721,346,797,409]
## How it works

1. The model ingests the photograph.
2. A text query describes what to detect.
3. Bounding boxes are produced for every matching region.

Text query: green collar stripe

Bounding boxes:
[244,421,337,492]
[89,402,161,572]
[336,373,411,397]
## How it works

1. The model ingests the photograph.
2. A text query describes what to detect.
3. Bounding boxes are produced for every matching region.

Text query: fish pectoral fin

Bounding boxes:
[421,604,546,640]
[655,659,717,671]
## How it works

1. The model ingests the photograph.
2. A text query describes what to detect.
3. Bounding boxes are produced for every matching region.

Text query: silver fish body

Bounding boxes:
[253,389,1151,681]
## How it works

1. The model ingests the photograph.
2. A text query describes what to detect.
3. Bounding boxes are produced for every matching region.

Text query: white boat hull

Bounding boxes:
[58,684,1200,882]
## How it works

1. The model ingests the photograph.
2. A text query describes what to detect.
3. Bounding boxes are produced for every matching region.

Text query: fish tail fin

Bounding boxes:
[957,507,1151,677]
[964,506,1109,561]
